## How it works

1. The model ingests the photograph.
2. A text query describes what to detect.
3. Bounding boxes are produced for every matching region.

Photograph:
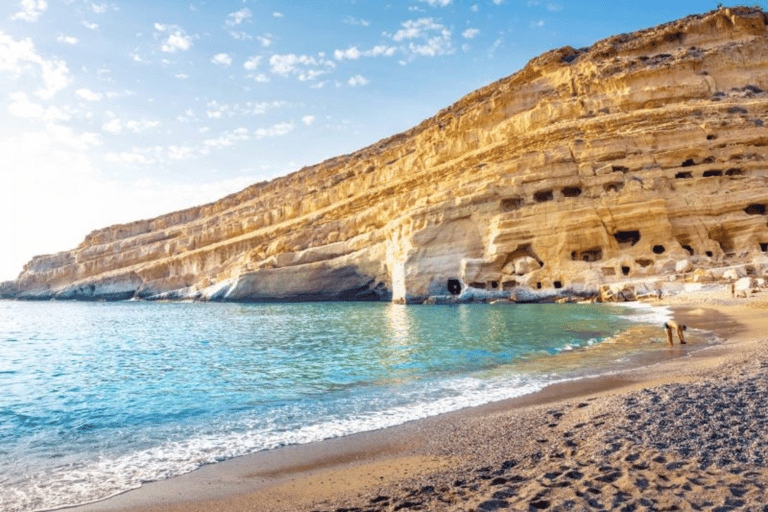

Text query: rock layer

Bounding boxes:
[3,7,768,303]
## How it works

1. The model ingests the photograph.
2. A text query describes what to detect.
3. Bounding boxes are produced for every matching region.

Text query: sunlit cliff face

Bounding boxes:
[3,7,768,303]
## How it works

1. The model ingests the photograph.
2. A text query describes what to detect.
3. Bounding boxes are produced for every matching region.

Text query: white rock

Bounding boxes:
[514,256,541,276]
[675,259,693,273]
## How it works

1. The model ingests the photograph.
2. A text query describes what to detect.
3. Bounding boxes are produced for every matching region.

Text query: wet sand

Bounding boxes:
[66,289,768,512]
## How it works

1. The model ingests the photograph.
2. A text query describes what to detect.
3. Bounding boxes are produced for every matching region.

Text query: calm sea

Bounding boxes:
[0,300,693,511]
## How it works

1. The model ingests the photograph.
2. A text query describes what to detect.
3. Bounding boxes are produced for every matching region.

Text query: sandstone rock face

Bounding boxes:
[4,7,768,303]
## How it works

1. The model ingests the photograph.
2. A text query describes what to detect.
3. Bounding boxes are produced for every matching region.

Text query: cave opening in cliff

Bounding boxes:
[682,245,694,255]
[652,245,666,254]
[706,251,714,257]
[682,159,696,167]
[562,187,582,198]
[726,168,744,176]
[621,266,631,276]
[636,258,654,268]
[604,182,623,193]
[612,165,629,173]
[554,281,563,289]
[761,243,768,252]
[675,171,693,179]
[745,204,767,215]
[501,197,524,211]
[534,190,554,203]
[572,247,603,262]
[490,281,499,289]
[703,170,723,177]
[503,244,544,271]
[709,226,734,254]
[502,280,517,291]
[614,230,641,248]
[447,279,462,295]
[470,282,486,290]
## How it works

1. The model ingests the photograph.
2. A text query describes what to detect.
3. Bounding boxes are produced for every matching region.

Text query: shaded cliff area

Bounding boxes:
[3,7,768,303]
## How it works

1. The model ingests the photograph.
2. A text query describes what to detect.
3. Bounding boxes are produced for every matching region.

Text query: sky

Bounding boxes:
[0,0,751,281]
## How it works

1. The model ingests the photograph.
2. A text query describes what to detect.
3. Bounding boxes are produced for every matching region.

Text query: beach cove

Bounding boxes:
[58,285,768,512]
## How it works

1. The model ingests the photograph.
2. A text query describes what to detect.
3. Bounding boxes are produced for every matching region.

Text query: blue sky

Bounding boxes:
[0,0,744,280]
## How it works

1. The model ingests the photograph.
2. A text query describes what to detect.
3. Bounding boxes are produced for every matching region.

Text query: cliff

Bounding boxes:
[3,7,768,303]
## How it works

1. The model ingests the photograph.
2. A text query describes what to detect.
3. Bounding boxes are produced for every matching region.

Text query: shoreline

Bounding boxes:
[61,286,768,512]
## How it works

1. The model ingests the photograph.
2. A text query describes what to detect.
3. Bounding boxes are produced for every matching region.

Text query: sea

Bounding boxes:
[0,300,707,512]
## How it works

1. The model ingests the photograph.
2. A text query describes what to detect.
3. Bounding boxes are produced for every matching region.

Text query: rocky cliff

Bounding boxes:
[3,7,768,303]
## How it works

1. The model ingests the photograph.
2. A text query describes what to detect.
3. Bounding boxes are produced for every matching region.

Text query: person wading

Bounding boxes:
[664,320,687,346]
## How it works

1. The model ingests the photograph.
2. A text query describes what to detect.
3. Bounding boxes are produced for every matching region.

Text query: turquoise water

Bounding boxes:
[0,300,677,511]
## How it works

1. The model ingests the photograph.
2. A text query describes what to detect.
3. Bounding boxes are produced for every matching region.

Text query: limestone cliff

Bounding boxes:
[3,7,768,303]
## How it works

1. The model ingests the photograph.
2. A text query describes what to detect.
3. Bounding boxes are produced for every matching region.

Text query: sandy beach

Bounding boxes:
[66,287,768,512]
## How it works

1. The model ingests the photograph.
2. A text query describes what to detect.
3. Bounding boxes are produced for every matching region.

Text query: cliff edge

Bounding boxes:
[3,7,768,303]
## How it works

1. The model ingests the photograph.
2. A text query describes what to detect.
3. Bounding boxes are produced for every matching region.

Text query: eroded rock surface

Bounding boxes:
[3,7,768,302]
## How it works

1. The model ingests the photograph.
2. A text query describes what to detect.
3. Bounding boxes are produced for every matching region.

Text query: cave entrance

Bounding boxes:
[447,279,462,295]
[614,230,641,248]
[709,226,734,254]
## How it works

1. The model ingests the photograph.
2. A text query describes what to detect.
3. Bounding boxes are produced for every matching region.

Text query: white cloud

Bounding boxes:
[531,19,545,28]
[255,121,294,139]
[211,53,232,66]
[229,31,253,41]
[76,88,103,101]
[226,7,252,26]
[7,91,69,122]
[11,0,48,22]
[102,116,122,134]
[205,99,288,119]
[547,2,563,11]
[0,33,73,99]
[125,119,160,133]
[301,115,315,126]
[82,21,99,30]
[204,127,250,149]
[175,73,189,79]
[462,28,480,39]
[334,46,361,60]
[38,60,71,99]
[91,3,108,14]
[347,74,369,86]
[334,44,396,60]
[243,55,261,70]
[343,16,370,26]
[392,18,435,41]
[389,18,453,59]
[57,35,78,45]
[488,37,503,58]
[249,73,270,83]
[154,23,193,53]
[167,145,197,160]
[419,0,452,6]
[272,12,284,18]
[105,151,156,165]
[269,53,336,81]
[257,35,272,47]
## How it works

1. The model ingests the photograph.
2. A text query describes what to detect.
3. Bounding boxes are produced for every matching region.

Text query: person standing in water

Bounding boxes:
[664,320,687,346]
